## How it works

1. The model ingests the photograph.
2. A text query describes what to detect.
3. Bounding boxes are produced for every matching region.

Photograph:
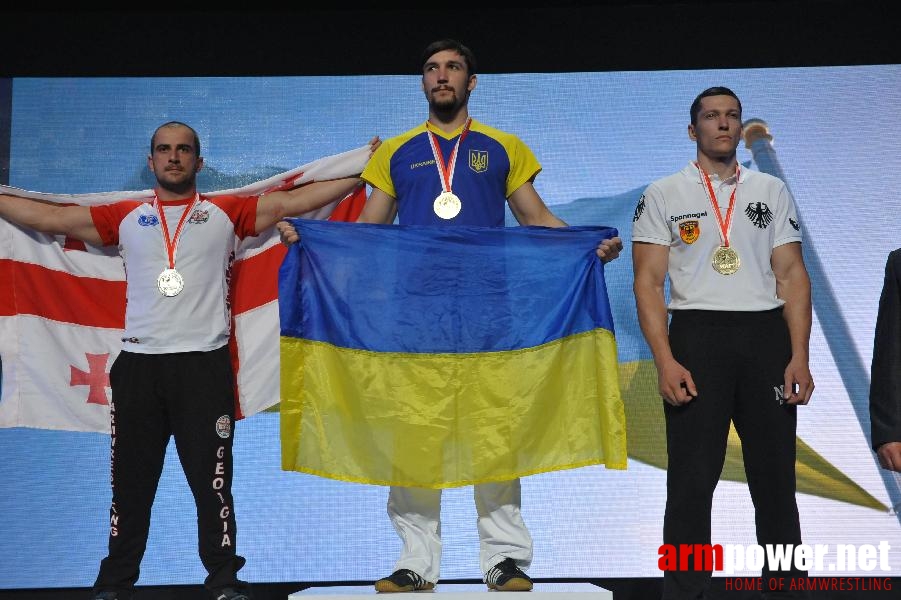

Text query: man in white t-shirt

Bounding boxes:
[0,121,369,600]
[631,87,813,599]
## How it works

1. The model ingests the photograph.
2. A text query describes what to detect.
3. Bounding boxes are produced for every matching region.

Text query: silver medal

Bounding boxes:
[157,268,185,297]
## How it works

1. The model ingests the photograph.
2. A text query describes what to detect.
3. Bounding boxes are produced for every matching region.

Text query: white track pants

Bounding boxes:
[386,479,533,583]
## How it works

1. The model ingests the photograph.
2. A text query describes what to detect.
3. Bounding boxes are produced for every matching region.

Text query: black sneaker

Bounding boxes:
[212,587,252,600]
[485,558,533,591]
[374,569,436,592]
[94,592,133,600]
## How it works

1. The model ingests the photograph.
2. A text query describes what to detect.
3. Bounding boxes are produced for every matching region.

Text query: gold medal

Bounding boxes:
[433,191,462,219]
[712,246,740,275]
[157,268,185,296]
[695,163,742,276]
[426,119,471,221]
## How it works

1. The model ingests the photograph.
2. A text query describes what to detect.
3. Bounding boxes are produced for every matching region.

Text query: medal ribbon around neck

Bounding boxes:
[155,192,200,272]
[427,117,472,195]
[695,162,740,249]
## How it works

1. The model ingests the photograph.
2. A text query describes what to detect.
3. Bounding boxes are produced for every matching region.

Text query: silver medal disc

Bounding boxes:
[157,268,185,297]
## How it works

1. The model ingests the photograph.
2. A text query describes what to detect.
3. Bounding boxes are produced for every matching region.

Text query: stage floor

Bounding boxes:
[291,583,613,600]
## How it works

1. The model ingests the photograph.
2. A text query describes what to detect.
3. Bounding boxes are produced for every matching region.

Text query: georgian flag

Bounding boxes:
[0,144,370,433]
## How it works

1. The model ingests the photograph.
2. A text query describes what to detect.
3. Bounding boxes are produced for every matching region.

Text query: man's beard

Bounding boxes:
[157,171,195,196]
[429,91,463,117]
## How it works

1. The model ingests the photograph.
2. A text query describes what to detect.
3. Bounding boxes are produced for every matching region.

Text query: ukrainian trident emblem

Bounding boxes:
[469,149,488,173]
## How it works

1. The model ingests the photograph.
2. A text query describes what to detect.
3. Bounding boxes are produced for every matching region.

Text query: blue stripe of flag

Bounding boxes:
[279,219,617,353]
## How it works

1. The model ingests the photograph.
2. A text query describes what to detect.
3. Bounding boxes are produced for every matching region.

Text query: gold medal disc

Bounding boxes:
[433,192,462,220]
[712,246,740,275]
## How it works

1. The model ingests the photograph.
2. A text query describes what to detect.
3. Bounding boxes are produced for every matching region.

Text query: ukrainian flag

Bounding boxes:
[279,219,626,488]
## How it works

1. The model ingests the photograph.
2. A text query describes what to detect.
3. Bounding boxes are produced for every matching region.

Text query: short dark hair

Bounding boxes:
[419,39,477,76]
[690,87,742,125]
[151,121,201,156]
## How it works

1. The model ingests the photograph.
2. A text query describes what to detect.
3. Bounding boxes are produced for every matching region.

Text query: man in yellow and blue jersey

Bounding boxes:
[280,38,622,593]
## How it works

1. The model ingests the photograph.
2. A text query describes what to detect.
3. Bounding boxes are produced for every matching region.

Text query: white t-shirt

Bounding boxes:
[631,162,802,311]
[91,193,259,353]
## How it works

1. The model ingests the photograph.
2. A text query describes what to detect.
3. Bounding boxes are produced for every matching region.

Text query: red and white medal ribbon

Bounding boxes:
[695,162,741,275]
[427,118,471,219]
[154,192,200,296]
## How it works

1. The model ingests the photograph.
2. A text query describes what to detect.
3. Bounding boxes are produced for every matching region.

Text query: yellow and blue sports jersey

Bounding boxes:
[361,118,541,226]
